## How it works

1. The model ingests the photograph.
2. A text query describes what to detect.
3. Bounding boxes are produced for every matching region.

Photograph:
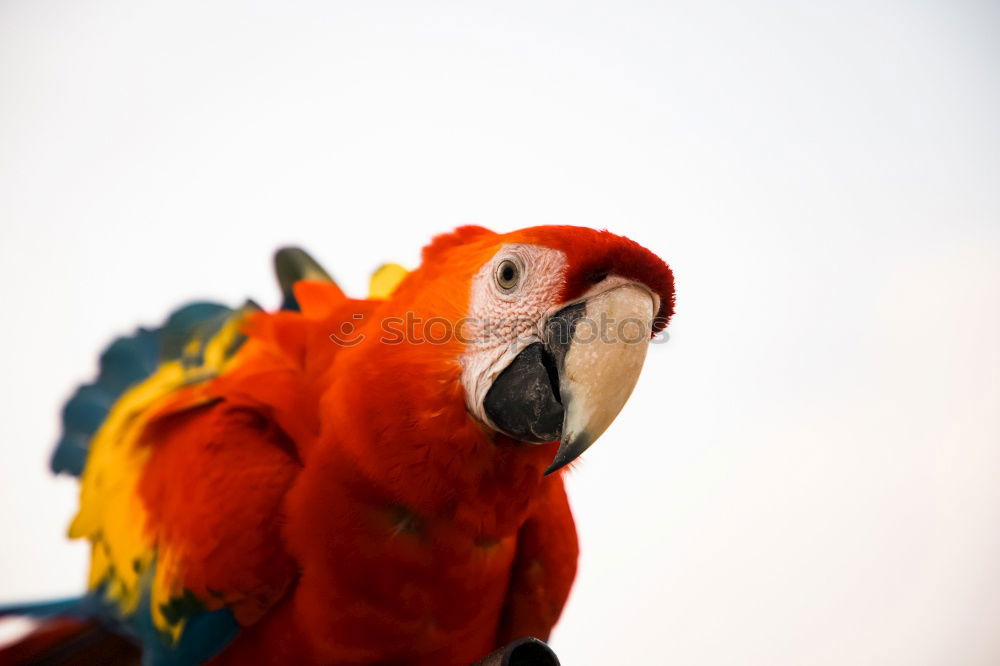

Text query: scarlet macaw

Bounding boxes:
[0,225,674,665]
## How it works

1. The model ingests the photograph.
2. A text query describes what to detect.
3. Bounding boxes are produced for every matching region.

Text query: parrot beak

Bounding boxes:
[542,283,655,474]
[483,282,656,475]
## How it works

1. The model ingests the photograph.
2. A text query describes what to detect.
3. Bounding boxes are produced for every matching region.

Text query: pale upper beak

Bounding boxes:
[482,282,657,474]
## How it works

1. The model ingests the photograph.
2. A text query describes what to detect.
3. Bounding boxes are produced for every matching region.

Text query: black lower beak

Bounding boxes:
[482,303,588,445]
[483,342,564,442]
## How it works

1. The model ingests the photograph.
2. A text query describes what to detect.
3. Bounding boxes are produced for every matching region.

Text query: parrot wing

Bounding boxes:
[55,249,342,664]
[496,475,579,644]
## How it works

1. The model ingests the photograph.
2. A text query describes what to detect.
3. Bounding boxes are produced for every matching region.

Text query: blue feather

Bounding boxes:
[0,596,88,618]
[51,302,233,476]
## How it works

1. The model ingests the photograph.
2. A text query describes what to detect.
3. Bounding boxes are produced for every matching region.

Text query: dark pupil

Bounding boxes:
[501,265,515,282]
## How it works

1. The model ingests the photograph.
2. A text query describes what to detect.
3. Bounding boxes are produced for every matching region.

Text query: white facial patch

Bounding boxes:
[459,244,568,428]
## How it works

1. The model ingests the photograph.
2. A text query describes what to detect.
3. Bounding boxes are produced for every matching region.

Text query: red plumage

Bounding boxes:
[6,225,674,665]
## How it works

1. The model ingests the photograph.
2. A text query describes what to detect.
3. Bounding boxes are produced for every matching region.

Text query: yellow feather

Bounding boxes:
[68,306,255,638]
[152,548,186,642]
[368,263,409,300]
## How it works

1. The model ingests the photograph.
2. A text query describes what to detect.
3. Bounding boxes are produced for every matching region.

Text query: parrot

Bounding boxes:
[0,224,674,665]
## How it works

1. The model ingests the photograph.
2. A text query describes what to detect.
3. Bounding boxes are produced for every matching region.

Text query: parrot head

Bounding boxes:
[348,225,675,478]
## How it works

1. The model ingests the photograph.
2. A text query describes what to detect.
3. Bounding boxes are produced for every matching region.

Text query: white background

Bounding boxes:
[1,1,999,664]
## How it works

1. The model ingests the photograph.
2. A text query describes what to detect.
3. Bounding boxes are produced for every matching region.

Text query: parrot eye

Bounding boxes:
[495,259,520,292]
